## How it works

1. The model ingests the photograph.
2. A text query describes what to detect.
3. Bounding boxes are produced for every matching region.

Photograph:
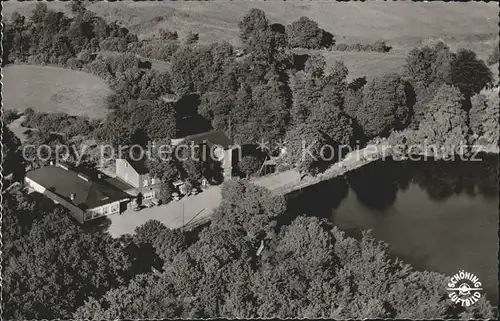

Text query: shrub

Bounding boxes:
[333,41,391,53]
[238,155,262,177]
[2,109,20,124]
[486,45,499,66]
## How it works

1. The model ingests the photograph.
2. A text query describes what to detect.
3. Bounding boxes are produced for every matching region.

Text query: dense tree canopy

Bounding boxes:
[450,49,493,98]
[238,8,269,44]
[469,87,499,146]
[416,84,469,153]
[2,200,148,319]
[286,16,325,49]
[355,73,412,138]
[74,181,494,319]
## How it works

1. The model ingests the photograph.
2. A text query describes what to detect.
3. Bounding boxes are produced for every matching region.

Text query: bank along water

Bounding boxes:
[285,153,498,303]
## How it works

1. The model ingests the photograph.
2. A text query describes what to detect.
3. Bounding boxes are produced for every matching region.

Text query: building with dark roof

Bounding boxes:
[171,130,236,179]
[25,164,131,223]
[177,130,234,149]
[115,158,161,200]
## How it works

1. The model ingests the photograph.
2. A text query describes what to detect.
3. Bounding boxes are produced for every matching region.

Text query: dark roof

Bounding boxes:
[125,158,149,175]
[26,166,130,210]
[182,130,233,149]
[105,177,136,191]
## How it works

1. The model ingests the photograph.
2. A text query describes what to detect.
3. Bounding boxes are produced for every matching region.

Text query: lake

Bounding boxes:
[286,153,499,304]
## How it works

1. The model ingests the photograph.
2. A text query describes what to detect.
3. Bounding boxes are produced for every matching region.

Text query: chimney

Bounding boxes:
[70,193,76,201]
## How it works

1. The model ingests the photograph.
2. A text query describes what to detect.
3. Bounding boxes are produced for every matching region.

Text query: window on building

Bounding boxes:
[110,203,119,213]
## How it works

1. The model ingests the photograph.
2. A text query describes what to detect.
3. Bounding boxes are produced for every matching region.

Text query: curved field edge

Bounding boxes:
[2,65,113,120]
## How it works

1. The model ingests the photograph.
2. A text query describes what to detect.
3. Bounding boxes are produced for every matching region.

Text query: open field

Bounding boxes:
[2,65,112,119]
[4,0,497,57]
[296,49,408,81]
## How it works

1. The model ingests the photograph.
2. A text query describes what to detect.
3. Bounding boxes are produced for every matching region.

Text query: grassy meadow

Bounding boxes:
[3,65,113,119]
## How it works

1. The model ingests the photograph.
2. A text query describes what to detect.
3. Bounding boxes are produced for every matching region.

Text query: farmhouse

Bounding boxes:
[25,163,130,223]
[114,158,161,200]
[171,130,236,180]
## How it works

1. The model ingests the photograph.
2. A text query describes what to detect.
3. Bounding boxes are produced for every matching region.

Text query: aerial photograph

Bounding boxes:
[1,0,499,319]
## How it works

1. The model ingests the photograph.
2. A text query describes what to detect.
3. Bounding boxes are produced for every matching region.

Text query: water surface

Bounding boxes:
[287,153,498,303]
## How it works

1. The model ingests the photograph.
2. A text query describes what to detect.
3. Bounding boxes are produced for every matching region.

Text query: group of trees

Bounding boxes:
[1,186,158,319]
[381,41,496,154]
[72,180,494,319]
[2,2,137,66]
[129,28,199,61]
[21,108,99,138]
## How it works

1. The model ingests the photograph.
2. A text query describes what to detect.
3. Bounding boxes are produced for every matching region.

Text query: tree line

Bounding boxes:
[2,178,495,319]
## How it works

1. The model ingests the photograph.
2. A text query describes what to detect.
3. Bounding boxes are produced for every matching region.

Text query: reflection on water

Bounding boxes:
[287,153,499,303]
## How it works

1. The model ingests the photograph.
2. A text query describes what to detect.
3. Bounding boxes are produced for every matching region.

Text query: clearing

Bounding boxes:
[295,49,408,81]
[2,65,113,119]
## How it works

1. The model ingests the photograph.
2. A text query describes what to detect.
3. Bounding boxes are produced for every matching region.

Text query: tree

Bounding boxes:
[403,41,454,89]
[145,100,177,140]
[238,155,262,177]
[185,31,199,45]
[198,91,234,132]
[134,220,186,262]
[245,29,290,75]
[304,54,326,78]
[147,158,179,183]
[239,8,269,43]
[2,125,25,182]
[286,16,324,49]
[159,28,178,41]
[213,180,286,240]
[2,208,143,319]
[356,73,412,138]
[158,182,175,204]
[74,273,183,320]
[486,44,499,66]
[450,49,493,98]
[250,77,291,145]
[31,2,48,24]
[469,88,499,146]
[290,72,323,124]
[282,122,332,175]
[416,84,469,154]
[344,77,366,120]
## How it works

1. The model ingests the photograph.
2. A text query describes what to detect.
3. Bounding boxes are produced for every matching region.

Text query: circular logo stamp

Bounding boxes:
[446,270,483,307]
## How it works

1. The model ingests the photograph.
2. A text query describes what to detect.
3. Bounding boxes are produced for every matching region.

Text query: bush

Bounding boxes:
[158,183,174,204]
[2,109,20,124]
[333,41,391,53]
[21,111,96,139]
[486,45,499,66]
[238,155,262,177]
